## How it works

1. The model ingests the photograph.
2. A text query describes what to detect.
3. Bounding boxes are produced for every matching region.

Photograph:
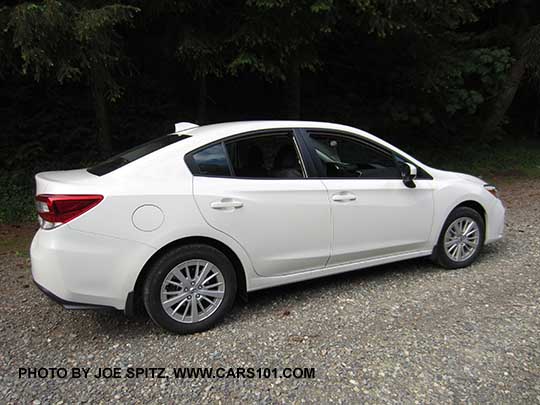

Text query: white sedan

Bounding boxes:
[31,121,505,333]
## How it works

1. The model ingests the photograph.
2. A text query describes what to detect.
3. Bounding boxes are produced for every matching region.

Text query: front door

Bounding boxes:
[304,131,434,265]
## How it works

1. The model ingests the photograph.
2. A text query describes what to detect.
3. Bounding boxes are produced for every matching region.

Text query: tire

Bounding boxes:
[143,244,237,334]
[434,207,485,269]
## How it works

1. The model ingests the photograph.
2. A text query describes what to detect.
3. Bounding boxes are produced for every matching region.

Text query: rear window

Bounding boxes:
[88,134,189,176]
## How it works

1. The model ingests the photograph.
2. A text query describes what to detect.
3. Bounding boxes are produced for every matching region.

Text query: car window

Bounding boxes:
[225,132,305,178]
[88,134,189,176]
[192,143,231,176]
[308,133,400,179]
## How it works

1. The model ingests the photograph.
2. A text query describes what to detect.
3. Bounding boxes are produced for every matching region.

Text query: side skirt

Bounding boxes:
[247,249,433,292]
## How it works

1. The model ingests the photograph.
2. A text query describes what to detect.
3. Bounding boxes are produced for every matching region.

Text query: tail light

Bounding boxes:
[36,194,103,230]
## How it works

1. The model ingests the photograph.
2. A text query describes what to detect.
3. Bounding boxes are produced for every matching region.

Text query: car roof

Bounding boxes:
[176,120,367,141]
[104,120,430,179]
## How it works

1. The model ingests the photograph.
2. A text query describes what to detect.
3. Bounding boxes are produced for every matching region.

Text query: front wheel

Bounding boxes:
[143,244,237,334]
[434,207,485,269]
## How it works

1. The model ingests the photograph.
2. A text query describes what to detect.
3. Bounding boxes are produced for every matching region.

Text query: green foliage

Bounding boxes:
[8,1,76,82]
[523,24,540,86]
[340,0,507,36]
[414,140,540,178]
[0,171,35,224]
[5,0,139,100]
[176,1,231,79]
[428,47,514,116]
[229,0,336,80]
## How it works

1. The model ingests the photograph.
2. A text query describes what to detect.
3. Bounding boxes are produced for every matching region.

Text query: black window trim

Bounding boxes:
[184,128,318,179]
[184,127,432,181]
[298,128,433,180]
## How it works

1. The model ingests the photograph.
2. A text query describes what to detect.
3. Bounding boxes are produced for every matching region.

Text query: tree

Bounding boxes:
[482,0,540,136]
[176,1,234,124]
[325,0,512,139]
[228,0,508,122]
[3,0,139,157]
[229,0,337,119]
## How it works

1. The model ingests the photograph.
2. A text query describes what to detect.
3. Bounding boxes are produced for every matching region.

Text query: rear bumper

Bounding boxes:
[33,279,115,310]
[31,226,156,310]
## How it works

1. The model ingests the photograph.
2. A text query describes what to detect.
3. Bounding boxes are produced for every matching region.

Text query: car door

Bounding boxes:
[188,130,332,277]
[302,130,434,266]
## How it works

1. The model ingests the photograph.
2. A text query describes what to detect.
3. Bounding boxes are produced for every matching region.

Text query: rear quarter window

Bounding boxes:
[88,134,189,176]
[190,143,231,176]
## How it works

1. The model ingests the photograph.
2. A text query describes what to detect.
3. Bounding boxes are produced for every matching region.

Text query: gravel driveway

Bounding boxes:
[1,177,539,404]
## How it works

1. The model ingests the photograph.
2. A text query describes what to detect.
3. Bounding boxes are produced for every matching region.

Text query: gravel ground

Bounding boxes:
[1,177,539,404]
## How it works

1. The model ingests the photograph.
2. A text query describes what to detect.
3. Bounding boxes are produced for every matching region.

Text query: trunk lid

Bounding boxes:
[35,169,101,195]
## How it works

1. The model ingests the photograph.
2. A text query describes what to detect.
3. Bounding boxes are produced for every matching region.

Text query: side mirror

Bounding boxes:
[400,162,417,188]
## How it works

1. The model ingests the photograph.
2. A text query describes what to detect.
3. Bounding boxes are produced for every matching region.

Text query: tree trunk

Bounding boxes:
[482,56,527,136]
[285,60,301,119]
[197,74,208,124]
[90,66,112,158]
[481,0,532,136]
[533,89,540,137]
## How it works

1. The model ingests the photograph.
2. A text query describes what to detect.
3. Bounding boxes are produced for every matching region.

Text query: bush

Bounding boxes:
[414,140,540,178]
[0,170,35,224]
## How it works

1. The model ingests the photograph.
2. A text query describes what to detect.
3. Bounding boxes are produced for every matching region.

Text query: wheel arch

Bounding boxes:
[430,198,487,260]
[430,199,488,267]
[454,200,486,224]
[126,236,248,317]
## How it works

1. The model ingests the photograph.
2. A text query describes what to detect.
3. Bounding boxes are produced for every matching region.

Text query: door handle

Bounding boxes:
[210,199,244,209]
[332,193,357,202]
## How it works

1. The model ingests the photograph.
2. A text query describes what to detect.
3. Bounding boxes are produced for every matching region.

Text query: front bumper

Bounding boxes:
[485,198,505,244]
[31,225,156,310]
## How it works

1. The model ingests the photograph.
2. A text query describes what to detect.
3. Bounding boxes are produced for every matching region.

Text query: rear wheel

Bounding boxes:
[143,244,237,334]
[434,207,485,269]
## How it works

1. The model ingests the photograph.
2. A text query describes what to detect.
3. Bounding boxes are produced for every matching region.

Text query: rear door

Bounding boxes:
[189,130,331,277]
[302,130,434,265]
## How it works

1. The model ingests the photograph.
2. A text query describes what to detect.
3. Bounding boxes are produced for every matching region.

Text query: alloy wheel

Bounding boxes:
[160,260,225,323]
[443,217,480,262]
